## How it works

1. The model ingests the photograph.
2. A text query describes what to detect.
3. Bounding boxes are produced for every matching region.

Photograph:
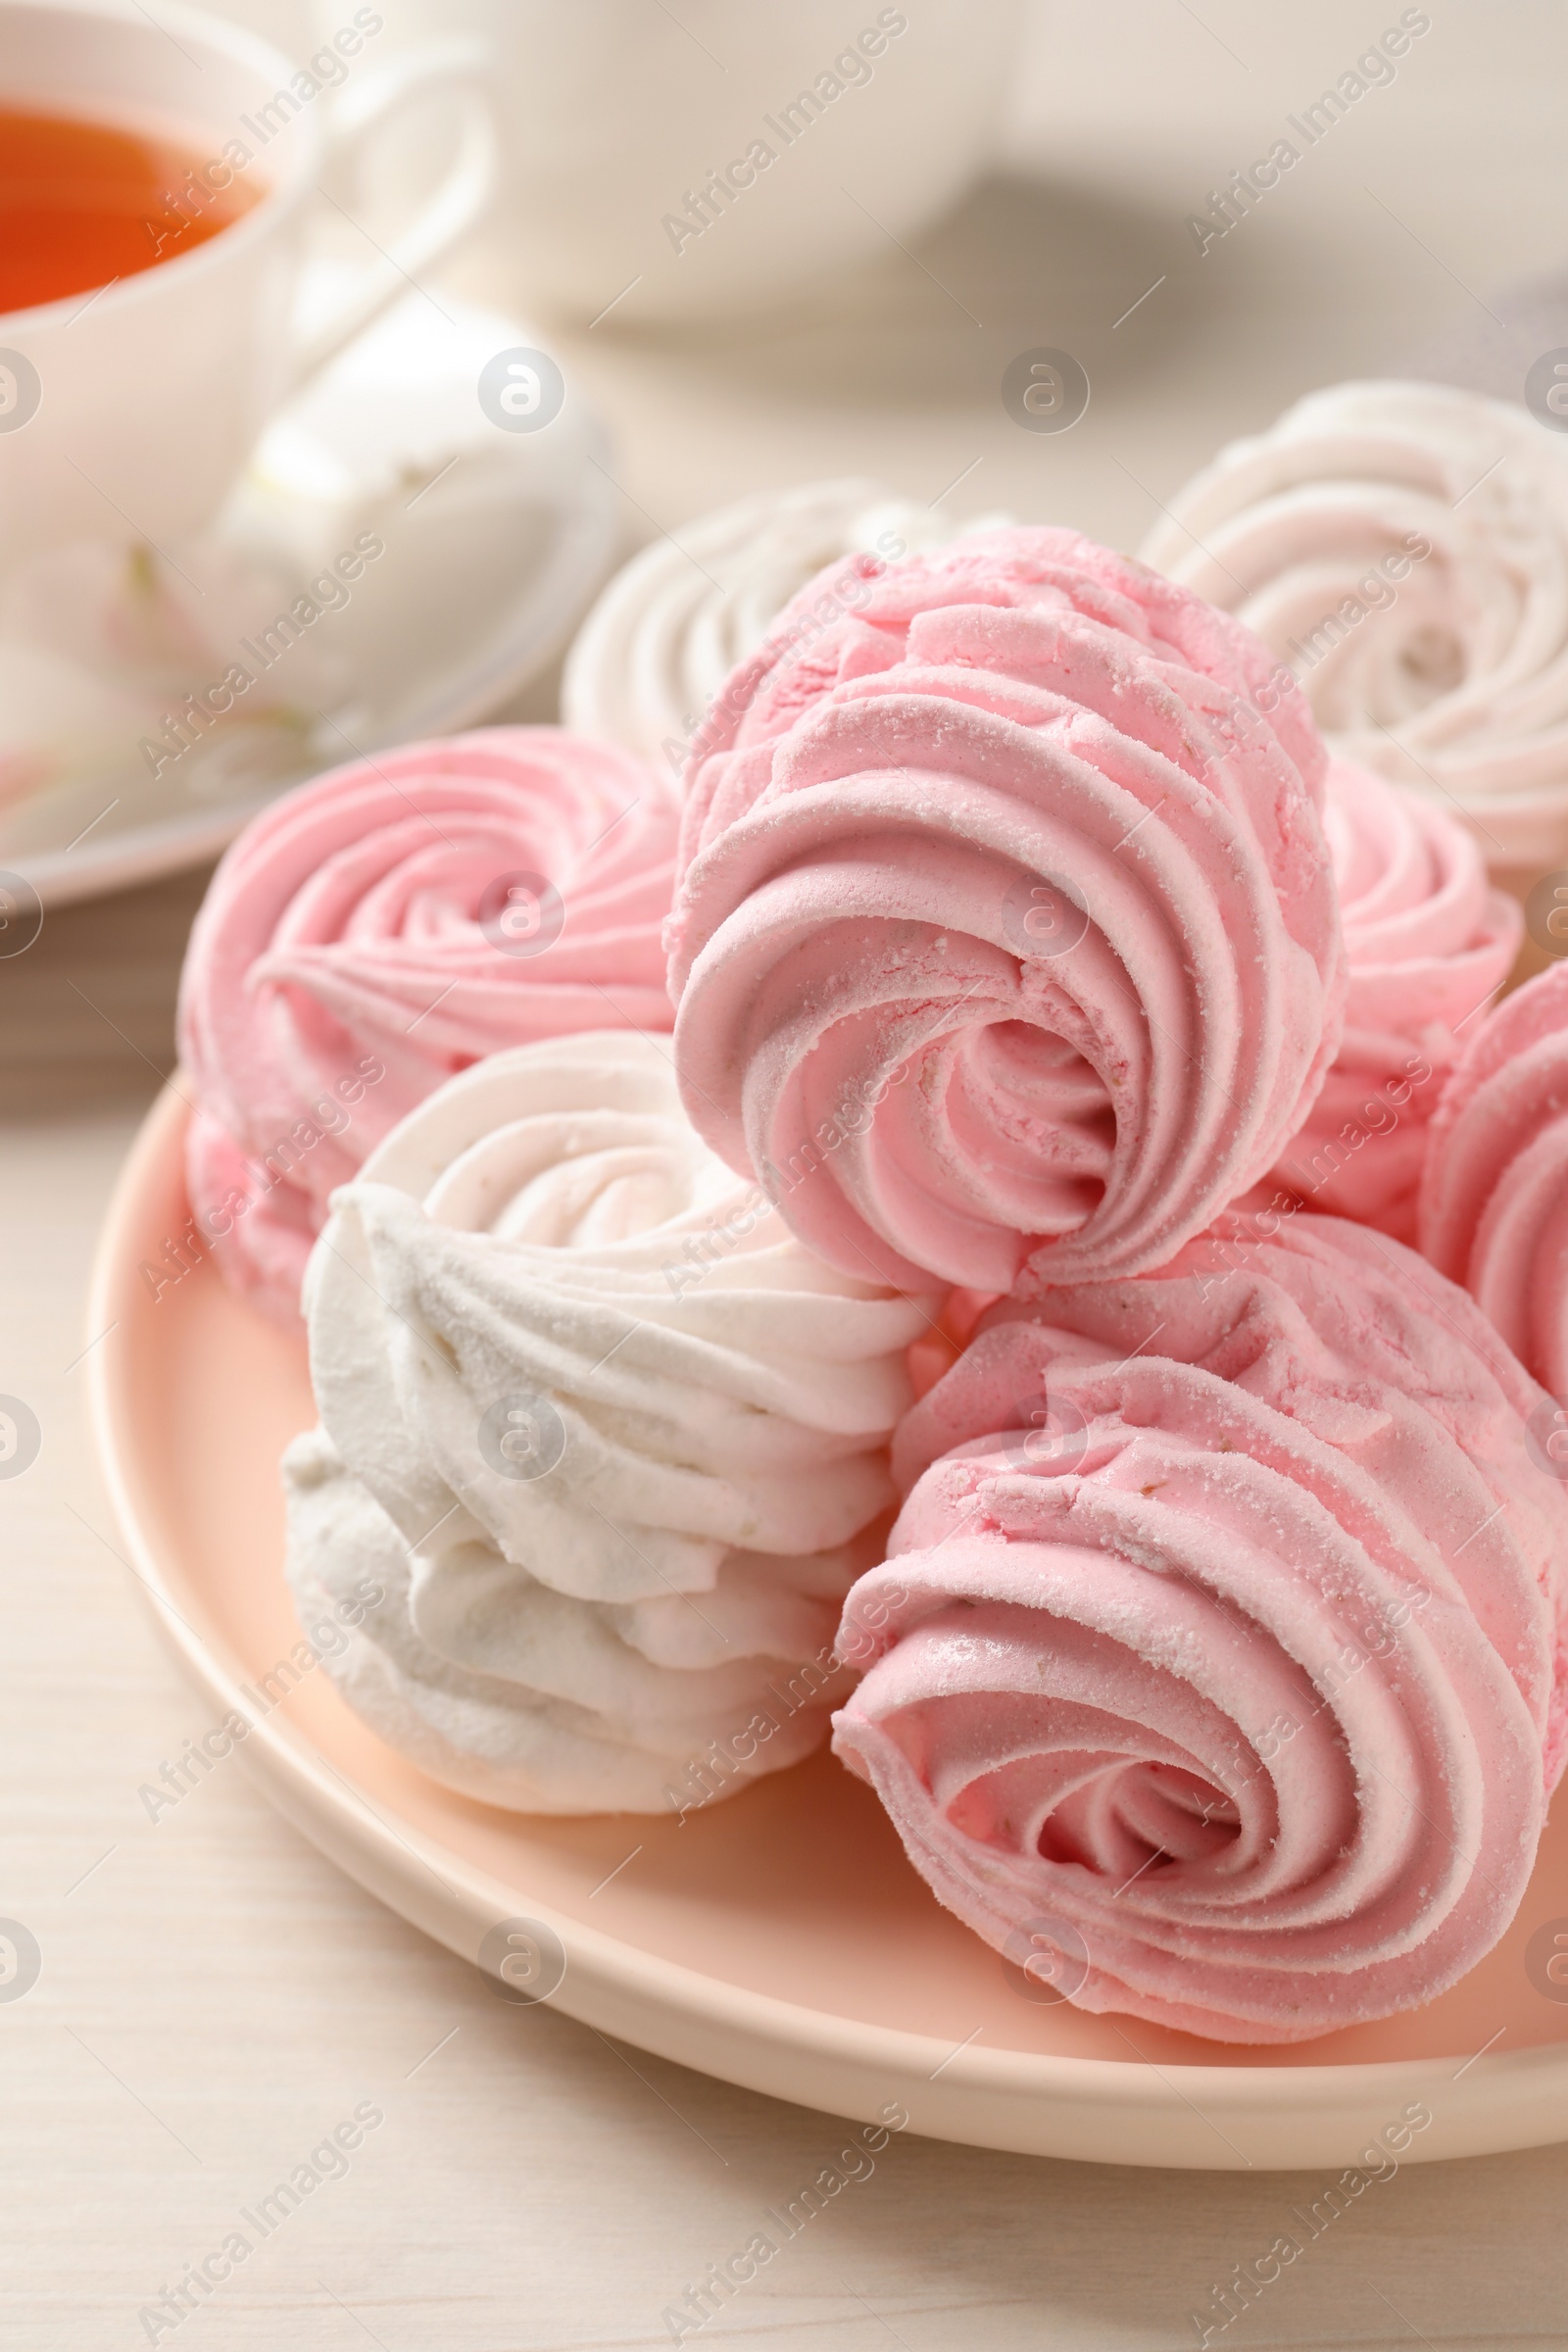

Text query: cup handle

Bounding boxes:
[286,36,498,392]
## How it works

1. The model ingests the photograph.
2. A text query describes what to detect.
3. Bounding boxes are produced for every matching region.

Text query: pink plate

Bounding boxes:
[88,1084,1568,2168]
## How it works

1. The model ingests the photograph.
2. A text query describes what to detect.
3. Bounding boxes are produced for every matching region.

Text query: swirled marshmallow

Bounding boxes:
[1266,760,1520,1238]
[834,1214,1568,2042]
[667,524,1346,1295]
[1419,960,1568,1401]
[286,1031,932,1814]
[1139,379,1568,869]
[178,727,678,1318]
[562,477,1004,771]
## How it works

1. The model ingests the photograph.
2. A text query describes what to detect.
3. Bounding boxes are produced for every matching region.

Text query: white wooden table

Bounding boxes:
[5,6,1568,2344]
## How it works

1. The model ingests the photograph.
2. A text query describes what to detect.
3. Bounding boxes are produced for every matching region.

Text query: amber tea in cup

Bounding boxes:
[0,104,263,315]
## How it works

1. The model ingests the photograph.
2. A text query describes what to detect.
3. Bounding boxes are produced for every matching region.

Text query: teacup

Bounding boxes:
[0,0,495,580]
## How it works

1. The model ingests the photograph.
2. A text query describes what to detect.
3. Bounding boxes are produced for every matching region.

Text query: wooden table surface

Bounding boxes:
[5,5,1568,2345]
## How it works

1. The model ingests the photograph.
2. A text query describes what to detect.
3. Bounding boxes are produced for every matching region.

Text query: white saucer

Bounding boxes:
[0,293,619,907]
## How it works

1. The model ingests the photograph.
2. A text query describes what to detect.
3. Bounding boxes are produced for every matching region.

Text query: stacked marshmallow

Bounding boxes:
[177,488,1568,2043]
[654,515,1561,2036]
[286,1033,931,1812]
[179,728,678,1318]
[835,1216,1568,2042]
[666,525,1347,1293]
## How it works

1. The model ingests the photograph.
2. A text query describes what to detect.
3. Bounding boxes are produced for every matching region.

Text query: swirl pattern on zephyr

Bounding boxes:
[287,1032,932,1813]
[178,727,678,1317]
[1266,759,1519,1238]
[833,1215,1568,2042]
[666,524,1346,1294]
[1141,378,1568,869]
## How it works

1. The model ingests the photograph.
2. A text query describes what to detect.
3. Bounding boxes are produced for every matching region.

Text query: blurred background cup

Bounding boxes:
[308,0,1023,325]
[0,0,496,581]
